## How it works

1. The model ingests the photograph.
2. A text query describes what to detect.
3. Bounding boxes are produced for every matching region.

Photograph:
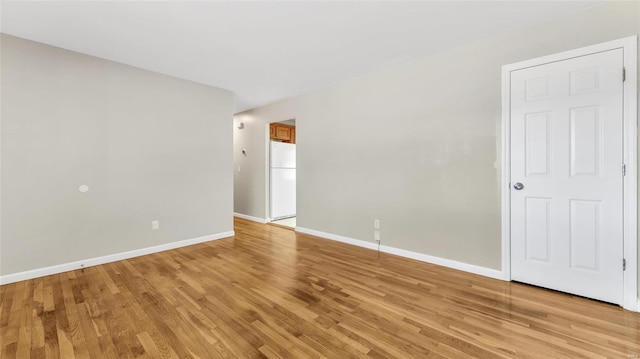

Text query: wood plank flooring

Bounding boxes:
[1,217,639,358]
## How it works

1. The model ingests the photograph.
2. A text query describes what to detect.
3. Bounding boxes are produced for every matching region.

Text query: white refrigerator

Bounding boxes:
[270,141,296,220]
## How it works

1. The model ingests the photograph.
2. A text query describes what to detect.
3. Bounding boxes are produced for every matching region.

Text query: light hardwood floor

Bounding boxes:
[1,217,639,358]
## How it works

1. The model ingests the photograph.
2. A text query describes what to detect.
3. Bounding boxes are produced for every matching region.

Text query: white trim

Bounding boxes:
[501,36,638,312]
[296,227,379,250]
[265,122,271,221]
[234,212,268,224]
[379,245,504,280]
[296,227,504,280]
[622,36,638,312]
[0,231,235,285]
[501,61,512,282]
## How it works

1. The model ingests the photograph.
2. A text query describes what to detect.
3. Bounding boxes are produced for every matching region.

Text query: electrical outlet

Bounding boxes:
[374,219,380,229]
[152,220,160,230]
[374,231,380,242]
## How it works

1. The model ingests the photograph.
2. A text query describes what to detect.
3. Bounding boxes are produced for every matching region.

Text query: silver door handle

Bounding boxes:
[513,182,524,190]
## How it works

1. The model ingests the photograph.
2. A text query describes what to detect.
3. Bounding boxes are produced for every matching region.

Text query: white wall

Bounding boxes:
[1,34,234,276]
[234,113,269,219]
[233,2,639,279]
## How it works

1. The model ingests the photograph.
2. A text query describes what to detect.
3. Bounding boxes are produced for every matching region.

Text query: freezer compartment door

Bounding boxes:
[270,141,296,168]
[270,168,296,219]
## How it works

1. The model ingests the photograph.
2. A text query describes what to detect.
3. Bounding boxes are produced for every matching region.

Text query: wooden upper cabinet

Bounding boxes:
[269,123,296,144]
[275,125,291,141]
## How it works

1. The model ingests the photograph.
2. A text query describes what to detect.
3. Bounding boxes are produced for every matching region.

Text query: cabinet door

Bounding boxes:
[270,123,276,138]
[290,127,296,144]
[275,125,291,141]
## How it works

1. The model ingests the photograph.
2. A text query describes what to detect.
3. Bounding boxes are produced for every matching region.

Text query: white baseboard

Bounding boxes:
[0,231,235,285]
[296,227,379,250]
[234,212,268,224]
[378,244,505,280]
[296,227,504,280]
[626,298,640,312]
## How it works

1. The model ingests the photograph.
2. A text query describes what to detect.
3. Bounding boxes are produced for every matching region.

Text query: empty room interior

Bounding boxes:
[2,1,640,358]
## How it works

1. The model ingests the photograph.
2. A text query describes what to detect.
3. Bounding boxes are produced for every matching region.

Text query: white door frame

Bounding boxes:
[501,36,638,311]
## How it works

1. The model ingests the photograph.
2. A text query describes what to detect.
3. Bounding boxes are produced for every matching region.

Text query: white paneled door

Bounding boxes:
[510,49,624,304]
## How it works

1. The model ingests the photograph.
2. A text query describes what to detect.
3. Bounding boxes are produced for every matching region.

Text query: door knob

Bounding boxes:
[513,182,524,190]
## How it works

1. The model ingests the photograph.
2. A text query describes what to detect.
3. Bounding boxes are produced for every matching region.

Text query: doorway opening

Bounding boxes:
[268,119,296,229]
